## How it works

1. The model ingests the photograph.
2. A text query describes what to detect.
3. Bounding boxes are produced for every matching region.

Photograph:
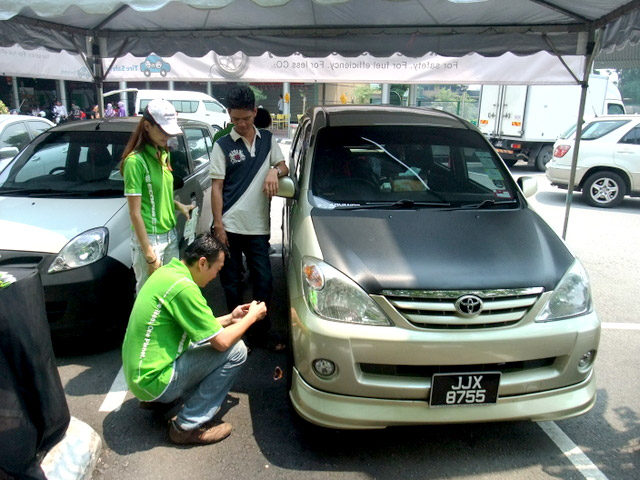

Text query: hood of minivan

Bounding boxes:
[311,207,574,292]
[0,196,126,253]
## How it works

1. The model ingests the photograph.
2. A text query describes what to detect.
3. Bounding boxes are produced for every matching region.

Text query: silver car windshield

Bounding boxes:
[310,125,518,209]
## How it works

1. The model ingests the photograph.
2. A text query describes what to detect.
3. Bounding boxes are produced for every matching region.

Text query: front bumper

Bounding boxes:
[0,250,134,336]
[43,255,135,335]
[290,368,597,429]
[288,292,600,428]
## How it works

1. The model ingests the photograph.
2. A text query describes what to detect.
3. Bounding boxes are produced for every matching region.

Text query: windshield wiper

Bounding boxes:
[459,199,518,209]
[0,187,65,196]
[333,199,450,210]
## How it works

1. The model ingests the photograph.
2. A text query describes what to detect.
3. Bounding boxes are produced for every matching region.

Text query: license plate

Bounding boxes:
[430,372,500,407]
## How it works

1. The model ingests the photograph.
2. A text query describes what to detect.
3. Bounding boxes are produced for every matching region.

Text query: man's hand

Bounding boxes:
[262,167,279,199]
[213,224,228,246]
[230,303,251,323]
[248,300,267,322]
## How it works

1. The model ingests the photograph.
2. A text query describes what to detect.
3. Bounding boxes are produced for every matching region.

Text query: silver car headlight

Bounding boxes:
[536,259,593,322]
[302,256,392,326]
[48,227,109,273]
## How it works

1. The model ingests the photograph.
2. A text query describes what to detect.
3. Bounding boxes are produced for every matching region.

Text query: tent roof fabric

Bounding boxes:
[0,0,639,59]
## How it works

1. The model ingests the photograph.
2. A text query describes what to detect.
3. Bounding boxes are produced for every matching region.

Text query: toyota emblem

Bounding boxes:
[455,295,483,317]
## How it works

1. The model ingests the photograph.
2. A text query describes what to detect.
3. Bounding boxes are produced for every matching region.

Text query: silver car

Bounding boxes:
[277,105,599,429]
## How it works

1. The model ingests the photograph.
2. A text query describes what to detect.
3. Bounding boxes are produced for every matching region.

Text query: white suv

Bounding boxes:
[546,115,640,207]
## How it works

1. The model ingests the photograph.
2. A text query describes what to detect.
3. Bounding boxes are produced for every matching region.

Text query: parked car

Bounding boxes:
[275,105,599,429]
[0,114,54,172]
[546,114,640,208]
[0,117,215,337]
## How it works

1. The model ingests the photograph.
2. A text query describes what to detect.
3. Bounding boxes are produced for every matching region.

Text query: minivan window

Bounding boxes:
[139,99,199,114]
[582,119,629,140]
[310,126,517,209]
[204,101,225,113]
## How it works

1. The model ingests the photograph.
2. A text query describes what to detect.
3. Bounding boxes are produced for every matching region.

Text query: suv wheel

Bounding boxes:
[582,171,626,208]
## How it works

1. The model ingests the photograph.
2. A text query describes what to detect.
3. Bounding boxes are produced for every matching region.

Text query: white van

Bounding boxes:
[106,89,229,133]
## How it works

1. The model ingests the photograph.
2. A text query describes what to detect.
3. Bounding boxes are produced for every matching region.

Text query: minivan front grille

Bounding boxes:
[360,357,555,378]
[382,288,544,329]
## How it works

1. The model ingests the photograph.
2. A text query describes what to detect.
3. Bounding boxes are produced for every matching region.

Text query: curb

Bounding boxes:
[41,417,102,480]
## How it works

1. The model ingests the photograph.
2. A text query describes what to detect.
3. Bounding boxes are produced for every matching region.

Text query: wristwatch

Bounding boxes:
[271,165,282,177]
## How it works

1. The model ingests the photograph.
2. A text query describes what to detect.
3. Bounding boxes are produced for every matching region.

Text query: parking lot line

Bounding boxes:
[99,366,128,413]
[601,322,640,330]
[538,421,608,480]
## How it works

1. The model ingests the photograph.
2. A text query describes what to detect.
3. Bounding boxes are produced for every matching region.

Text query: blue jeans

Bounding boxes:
[219,233,272,342]
[155,341,247,430]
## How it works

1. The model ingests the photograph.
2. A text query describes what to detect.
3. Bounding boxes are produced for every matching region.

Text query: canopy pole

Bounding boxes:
[561,30,600,240]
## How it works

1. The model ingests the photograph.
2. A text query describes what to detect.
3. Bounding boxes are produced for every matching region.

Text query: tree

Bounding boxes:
[354,85,380,104]
[249,86,267,103]
[618,68,640,105]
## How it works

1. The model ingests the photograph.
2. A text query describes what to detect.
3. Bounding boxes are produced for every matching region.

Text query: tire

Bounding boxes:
[582,171,626,208]
[535,145,553,172]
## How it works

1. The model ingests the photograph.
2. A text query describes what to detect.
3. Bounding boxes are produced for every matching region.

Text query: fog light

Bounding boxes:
[578,350,596,369]
[312,359,336,377]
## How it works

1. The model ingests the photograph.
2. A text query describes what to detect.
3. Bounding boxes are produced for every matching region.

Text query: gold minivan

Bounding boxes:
[277,105,599,429]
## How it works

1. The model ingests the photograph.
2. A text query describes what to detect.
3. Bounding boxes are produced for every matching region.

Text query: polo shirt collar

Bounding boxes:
[143,143,169,164]
[230,125,261,143]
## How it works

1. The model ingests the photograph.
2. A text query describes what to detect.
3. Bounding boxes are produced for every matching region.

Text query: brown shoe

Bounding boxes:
[169,420,232,445]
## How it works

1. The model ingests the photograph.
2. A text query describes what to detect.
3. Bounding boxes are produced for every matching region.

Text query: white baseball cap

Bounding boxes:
[144,99,181,136]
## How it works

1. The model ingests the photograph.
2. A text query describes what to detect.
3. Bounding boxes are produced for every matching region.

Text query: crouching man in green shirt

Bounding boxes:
[122,232,266,445]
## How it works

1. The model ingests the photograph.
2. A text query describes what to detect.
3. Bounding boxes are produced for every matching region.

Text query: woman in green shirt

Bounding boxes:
[120,99,193,293]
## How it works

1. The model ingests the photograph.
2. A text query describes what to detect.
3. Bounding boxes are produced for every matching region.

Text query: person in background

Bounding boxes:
[104,103,115,118]
[52,100,67,123]
[91,105,101,119]
[120,99,194,293]
[209,86,288,349]
[121,232,267,445]
[117,100,127,117]
[277,94,283,114]
[254,107,272,129]
[70,102,82,121]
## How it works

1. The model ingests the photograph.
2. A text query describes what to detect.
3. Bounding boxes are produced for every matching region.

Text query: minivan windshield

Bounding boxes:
[0,131,130,198]
[310,125,519,209]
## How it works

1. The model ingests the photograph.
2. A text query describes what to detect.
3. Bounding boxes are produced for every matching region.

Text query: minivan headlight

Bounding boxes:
[302,256,392,326]
[48,227,109,273]
[536,260,593,322]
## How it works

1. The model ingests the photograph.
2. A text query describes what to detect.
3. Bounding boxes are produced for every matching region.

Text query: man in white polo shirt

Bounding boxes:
[209,86,288,348]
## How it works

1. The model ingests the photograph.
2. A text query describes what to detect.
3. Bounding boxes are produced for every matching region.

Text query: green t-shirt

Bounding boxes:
[123,144,177,234]
[122,258,223,401]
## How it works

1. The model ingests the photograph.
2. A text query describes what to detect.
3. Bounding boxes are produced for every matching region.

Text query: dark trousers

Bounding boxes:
[220,232,273,344]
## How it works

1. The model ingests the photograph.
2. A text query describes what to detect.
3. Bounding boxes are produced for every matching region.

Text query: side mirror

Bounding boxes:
[0,146,20,160]
[173,176,185,190]
[517,176,538,198]
[276,176,296,199]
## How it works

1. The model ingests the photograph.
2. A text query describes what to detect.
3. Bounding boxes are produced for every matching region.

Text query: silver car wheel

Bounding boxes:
[583,171,625,208]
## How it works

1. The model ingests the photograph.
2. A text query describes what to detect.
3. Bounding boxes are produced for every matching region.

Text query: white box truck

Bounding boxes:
[477,75,625,171]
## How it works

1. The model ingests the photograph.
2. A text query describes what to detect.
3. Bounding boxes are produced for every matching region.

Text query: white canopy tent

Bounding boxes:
[0,0,639,237]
